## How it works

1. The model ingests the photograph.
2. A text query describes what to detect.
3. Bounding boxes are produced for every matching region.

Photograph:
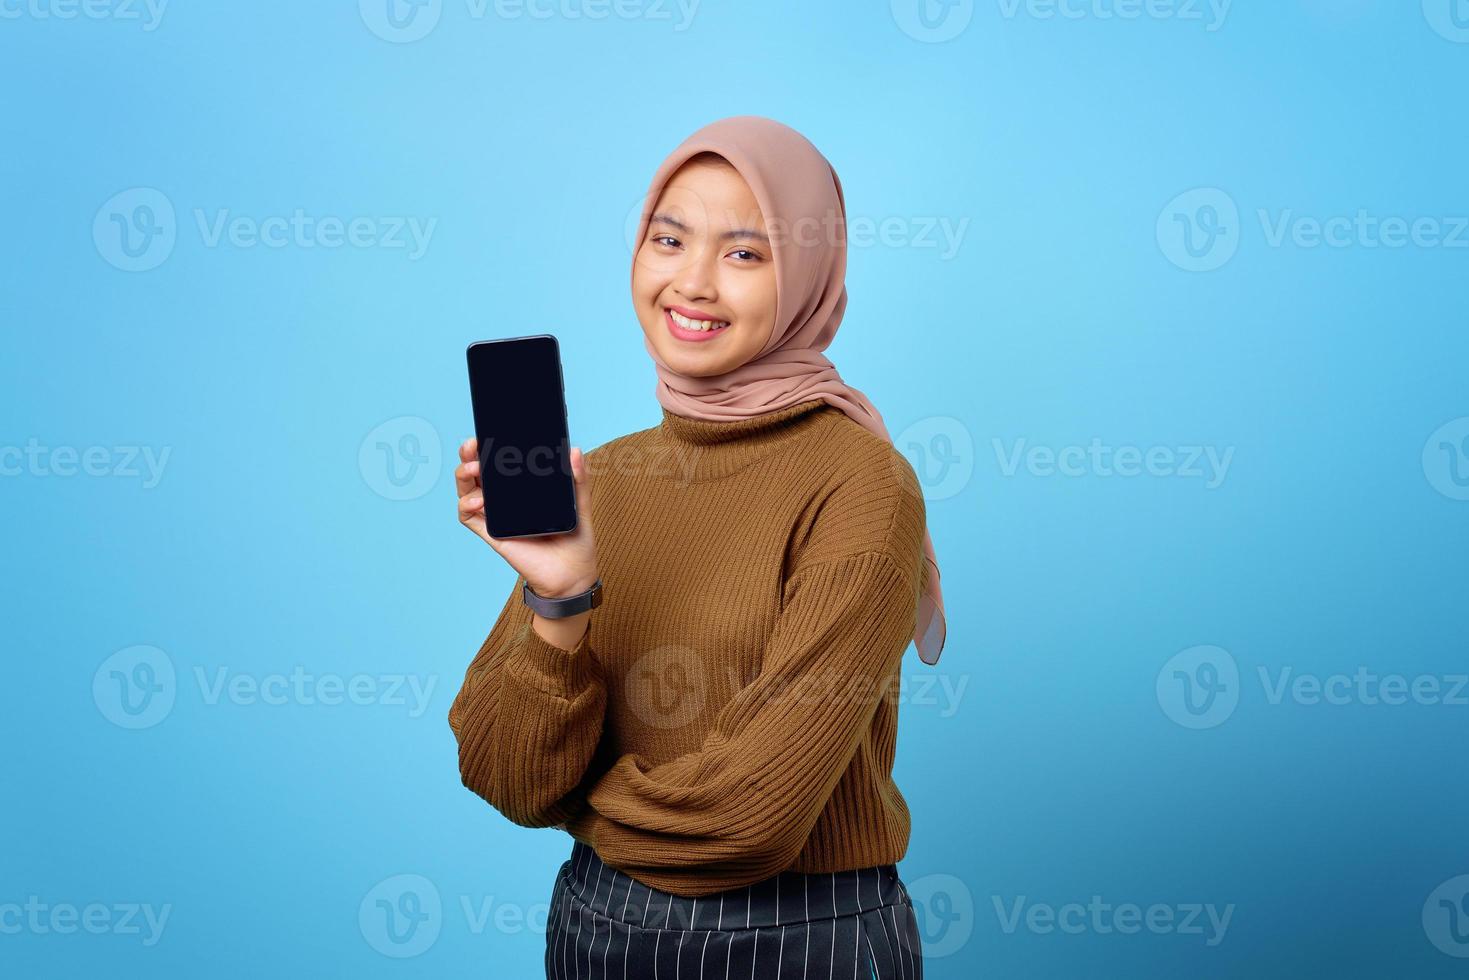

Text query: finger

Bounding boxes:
[462,510,491,545]
[455,459,481,498]
[457,490,498,547]
[459,437,477,464]
[458,490,484,522]
[569,446,593,531]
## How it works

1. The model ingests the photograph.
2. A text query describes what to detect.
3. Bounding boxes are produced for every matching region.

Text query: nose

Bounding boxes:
[673,242,718,303]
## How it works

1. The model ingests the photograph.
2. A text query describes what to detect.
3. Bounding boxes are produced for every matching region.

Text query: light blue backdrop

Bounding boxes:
[4,1,1467,977]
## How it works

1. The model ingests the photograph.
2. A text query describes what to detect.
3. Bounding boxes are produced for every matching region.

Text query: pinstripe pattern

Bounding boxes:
[545,841,922,979]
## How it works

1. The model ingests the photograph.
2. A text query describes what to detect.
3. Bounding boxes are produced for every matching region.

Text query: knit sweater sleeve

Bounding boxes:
[447,572,606,829]
[563,539,922,895]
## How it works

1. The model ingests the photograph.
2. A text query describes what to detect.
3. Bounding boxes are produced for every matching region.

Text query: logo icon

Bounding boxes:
[1422,417,1469,501]
[359,0,442,43]
[359,874,442,957]
[905,872,974,958]
[1423,0,1469,43]
[890,0,974,43]
[359,416,442,501]
[1423,875,1469,958]
[93,645,177,729]
[1157,644,1239,729]
[625,184,713,260]
[94,188,176,272]
[893,416,973,502]
[1157,188,1240,272]
[624,645,707,730]
[624,192,650,257]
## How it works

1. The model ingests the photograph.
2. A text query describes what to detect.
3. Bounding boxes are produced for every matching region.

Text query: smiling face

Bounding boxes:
[632,154,778,378]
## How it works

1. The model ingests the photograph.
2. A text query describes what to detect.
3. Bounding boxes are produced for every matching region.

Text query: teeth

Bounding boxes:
[669,309,729,332]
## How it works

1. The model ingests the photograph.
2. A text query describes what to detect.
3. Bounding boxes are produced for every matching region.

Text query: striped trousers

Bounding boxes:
[545,839,924,979]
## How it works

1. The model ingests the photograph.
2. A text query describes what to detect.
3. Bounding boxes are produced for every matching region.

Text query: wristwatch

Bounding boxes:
[522,577,603,618]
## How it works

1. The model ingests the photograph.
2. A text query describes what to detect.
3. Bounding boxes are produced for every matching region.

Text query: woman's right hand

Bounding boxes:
[456,437,601,599]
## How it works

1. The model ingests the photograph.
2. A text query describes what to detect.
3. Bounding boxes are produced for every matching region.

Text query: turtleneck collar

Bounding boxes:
[659,398,831,445]
[652,398,836,481]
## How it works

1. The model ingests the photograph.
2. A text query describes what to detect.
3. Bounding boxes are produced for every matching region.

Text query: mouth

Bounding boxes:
[664,305,731,341]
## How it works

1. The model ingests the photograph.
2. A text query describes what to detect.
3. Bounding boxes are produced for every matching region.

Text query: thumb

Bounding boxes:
[570,445,593,527]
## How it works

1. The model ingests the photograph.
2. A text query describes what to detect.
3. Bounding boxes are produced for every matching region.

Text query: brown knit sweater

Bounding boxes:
[447,397,929,898]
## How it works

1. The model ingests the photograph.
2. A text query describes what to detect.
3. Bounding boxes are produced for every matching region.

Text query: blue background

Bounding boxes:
[4,1,1468,976]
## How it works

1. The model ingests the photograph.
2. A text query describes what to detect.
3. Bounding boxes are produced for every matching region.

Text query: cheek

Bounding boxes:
[734,279,777,334]
[633,252,677,298]
[630,267,660,306]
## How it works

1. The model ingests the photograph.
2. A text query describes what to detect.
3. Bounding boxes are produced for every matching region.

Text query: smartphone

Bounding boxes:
[465,334,578,539]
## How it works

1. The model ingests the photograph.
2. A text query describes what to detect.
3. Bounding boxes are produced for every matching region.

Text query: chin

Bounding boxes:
[664,355,722,378]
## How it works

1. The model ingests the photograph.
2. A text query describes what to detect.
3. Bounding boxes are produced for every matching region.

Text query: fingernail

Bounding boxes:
[467,496,481,508]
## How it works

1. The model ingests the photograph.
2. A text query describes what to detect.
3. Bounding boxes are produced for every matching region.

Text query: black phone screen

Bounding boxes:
[466,335,577,539]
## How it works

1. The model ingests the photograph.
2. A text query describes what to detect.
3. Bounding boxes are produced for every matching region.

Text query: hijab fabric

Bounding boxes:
[631,115,947,665]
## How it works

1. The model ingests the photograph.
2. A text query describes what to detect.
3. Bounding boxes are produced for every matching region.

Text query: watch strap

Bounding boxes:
[522,577,603,619]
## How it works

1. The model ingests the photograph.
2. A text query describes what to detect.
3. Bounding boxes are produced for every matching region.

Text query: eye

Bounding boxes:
[729,248,762,262]
[651,234,681,249]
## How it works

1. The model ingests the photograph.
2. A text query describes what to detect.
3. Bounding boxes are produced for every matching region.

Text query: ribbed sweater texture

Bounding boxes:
[447,397,929,898]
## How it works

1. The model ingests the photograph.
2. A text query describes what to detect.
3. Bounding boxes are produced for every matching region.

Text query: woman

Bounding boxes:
[449,115,947,978]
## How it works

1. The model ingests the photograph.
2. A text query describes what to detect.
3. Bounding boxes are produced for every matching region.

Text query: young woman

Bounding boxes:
[449,115,947,979]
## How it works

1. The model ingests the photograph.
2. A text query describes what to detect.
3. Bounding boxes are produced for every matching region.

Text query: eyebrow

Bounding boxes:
[649,212,770,245]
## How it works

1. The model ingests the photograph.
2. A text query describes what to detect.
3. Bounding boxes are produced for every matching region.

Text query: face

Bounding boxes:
[632,157,778,378]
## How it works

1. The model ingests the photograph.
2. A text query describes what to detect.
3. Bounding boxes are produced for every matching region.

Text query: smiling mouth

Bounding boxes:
[666,307,730,332]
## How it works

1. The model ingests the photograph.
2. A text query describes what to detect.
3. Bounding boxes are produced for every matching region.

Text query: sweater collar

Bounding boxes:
[653,398,836,481]
[658,398,832,447]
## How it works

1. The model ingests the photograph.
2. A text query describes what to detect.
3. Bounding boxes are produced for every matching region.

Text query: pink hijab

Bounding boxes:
[630,115,947,666]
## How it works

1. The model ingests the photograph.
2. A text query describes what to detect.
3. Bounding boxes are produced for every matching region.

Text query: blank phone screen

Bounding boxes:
[466,335,577,538]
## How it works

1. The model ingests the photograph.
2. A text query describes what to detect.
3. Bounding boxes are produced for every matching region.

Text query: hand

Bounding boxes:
[456,438,600,598]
